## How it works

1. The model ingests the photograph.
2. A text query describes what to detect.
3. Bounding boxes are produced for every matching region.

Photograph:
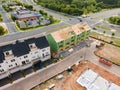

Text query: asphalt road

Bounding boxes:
[0,4,17,33]
[86,40,120,77]
[0,22,67,45]
[0,0,120,44]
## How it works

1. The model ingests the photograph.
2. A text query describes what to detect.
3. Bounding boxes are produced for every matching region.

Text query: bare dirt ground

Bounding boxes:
[95,44,120,65]
[58,61,120,90]
[32,60,120,90]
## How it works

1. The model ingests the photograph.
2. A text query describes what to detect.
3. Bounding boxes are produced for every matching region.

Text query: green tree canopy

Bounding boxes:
[0,26,5,35]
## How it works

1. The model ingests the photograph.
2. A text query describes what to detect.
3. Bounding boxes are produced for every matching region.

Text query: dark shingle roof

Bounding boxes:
[25,38,36,45]
[0,44,13,63]
[0,50,4,63]
[13,41,30,57]
[0,44,13,52]
[35,36,49,49]
[0,36,49,62]
[25,36,49,49]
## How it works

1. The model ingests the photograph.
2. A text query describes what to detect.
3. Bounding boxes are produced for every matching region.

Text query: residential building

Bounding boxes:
[46,22,91,53]
[0,36,51,80]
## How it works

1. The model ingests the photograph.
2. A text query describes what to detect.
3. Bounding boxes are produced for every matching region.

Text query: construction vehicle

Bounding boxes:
[99,57,112,66]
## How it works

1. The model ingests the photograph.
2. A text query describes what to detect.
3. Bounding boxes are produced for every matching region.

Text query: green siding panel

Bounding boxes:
[46,34,58,52]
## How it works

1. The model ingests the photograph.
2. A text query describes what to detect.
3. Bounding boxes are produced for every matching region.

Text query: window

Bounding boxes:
[15,63,17,66]
[6,52,9,55]
[42,54,45,57]
[71,39,74,42]
[59,44,63,48]
[66,42,69,45]
[24,55,28,58]
[71,37,74,39]
[22,61,26,65]
[26,60,29,62]
[0,70,2,72]
[9,65,13,67]
[35,51,38,54]
[42,49,46,52]
[11,59,15,62]
[2,69,4,72]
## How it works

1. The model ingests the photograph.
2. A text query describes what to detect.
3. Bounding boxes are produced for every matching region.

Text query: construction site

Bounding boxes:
[32,60,120,90]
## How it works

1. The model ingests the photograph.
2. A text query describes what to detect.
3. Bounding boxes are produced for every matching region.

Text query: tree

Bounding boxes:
[110,32,115,44]
[49,15,54,23]
[103,31,105,34]
[0,14,2,17]
[111,32,115,37]
[16,21,20,28]
[11,15,16,21]
[0,26,5,35]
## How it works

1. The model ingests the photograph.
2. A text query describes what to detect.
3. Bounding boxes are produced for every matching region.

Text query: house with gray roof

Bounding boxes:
[0,36,51,80]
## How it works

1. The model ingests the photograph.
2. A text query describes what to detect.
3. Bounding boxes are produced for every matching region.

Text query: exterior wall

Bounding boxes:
[57,40,65,51]
[18,16,37,21]
[18,54,32,70]
[46,34,59,53]
[0,62,10,80]
[5,57,20,73]
[65,38,72,49]
[0,62,8,74]
[77,32,86,43]
[29,49,41,62]
[86,30,91,37]
[41,47,51,62]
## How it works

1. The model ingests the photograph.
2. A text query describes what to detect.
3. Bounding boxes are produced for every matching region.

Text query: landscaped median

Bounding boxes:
[0,23,8,36]
[90,31,120,47]
[15,19,61,31]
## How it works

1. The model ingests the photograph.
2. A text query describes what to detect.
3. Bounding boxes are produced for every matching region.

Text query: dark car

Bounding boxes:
[93,27,97,30]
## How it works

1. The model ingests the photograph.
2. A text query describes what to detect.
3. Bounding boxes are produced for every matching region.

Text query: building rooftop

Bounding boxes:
[72,22,91,35]
[51,27,75,42]
[0,44,14,63]
[16,9,31,15]
[13,41,30,57]
[16,12,41,19]
[35,36,49,49]
[0,36,49,63]
[14,9,42,19]
[51,22,91,42]
[25,36,49,49]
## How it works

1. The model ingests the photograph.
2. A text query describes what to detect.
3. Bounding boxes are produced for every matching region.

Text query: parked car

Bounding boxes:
[93,27,97,30]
